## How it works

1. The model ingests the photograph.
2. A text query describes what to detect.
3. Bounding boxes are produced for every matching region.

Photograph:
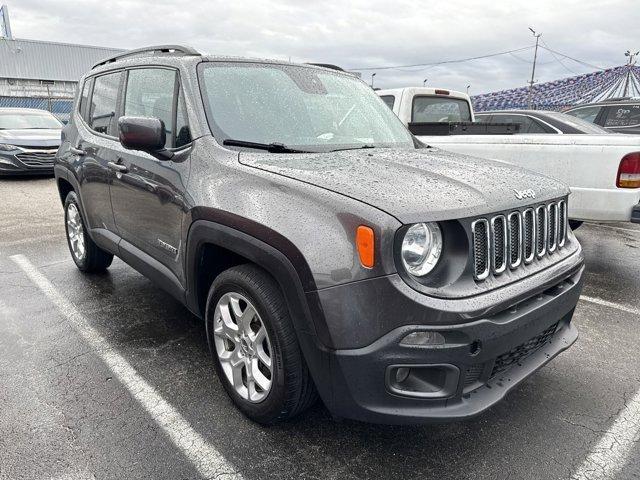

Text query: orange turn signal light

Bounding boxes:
[356,225,375,269]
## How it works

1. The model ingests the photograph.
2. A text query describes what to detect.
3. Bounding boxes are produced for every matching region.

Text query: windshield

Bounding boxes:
[198,62,414,152]
[411,96,472,123]
[0,111,62,130]
[544,111,610,134]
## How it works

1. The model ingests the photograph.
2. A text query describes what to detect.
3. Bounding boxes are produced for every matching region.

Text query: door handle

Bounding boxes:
[107,161,128,173]
[69,147,86,156]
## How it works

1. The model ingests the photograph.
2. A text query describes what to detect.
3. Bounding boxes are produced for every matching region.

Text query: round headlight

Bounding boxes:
[401,222,442,276]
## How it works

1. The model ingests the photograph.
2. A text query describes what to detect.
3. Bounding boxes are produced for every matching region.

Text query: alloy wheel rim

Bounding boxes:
[66,203,86,262]
[213,292,273,403]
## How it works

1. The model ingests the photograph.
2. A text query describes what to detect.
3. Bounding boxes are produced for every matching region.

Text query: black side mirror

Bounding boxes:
[118,116,170,157]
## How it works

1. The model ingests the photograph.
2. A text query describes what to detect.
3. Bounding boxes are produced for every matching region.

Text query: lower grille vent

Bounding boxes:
[490,323,559,378]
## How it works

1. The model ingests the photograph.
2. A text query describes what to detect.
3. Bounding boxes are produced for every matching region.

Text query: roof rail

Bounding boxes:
[306,63,345,72]
[92,45,201,69]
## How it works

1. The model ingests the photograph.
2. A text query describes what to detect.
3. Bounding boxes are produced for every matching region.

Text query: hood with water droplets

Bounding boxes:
[239,147,568,223]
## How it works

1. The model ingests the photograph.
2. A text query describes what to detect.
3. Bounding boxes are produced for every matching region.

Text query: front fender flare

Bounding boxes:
[185,220,318,336]
[184,220,335,405]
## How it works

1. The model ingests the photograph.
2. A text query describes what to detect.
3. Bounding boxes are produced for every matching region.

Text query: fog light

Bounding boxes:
[395,367,411,383]
[386,364,459,398]
[400,331,445,346]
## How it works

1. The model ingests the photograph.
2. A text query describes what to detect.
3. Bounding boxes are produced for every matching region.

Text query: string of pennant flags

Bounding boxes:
[471,65,640,111]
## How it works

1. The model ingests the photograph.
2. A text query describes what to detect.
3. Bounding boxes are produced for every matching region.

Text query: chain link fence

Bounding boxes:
[0,96,74,124]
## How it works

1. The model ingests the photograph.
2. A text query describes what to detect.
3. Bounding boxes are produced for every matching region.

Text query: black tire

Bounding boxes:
[64,191,113,272]
[569,220,583,230]
[205,264,318,424]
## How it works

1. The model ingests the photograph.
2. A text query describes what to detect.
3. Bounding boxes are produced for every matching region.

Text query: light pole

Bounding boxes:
[466,85,471,94]
[527,27,541,110]
[423,78,428,86]
[625,50,639,66]
[371,72,376,88]
[623,50,639,96]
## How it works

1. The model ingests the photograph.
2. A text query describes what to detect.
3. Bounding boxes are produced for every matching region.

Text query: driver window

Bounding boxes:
[124,68,177,148]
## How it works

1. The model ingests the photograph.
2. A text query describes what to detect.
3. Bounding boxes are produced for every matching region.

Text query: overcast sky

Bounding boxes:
[8,0,640,94]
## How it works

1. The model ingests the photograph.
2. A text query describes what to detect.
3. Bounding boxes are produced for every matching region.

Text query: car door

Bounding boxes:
[109,67,192,283]
[76,71,124,244]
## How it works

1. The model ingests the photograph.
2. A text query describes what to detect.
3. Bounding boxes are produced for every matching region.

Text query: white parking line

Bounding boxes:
[10,254,243,480]
[573,295,640,478]
[571,387,640,480]
[580,295,640,317]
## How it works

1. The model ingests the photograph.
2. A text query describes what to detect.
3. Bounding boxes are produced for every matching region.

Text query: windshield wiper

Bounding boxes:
[223,139,311,153]
[329,144,377,152]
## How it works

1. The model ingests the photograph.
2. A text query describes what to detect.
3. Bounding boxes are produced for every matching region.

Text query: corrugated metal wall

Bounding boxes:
[0,38,123,82]
[0,38,123,123]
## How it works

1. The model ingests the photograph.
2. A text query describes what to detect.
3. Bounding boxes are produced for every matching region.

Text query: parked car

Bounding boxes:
[380,87,640,225]
[564,99,640,135]
[476,110,611,134]
[55,45,584,425]
[378,87,474,122]
[0,108,62,176]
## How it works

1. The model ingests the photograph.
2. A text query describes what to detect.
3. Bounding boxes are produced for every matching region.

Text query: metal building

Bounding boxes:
[0,6,123,122]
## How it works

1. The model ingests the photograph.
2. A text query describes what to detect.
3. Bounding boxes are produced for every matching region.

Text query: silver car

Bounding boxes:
[0,108,62,176]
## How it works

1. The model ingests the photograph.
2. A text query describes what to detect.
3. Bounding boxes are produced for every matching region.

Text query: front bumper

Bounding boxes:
[309,260,584,424]
[0,150,56,175]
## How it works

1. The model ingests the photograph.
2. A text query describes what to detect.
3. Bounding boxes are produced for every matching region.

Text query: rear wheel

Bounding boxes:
[64,191,113,272]
[205,264,317,424]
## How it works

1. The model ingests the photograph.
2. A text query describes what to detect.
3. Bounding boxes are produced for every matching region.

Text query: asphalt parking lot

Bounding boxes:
[1,176,639,480]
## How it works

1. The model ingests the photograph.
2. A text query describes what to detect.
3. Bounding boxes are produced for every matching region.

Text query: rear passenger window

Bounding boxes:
[125,68,177,148]
[491,114,526,131]
[89,72,123,136]
[78,78,92,122]
[567,106,601,123]
[175,93,192,148]
[526,119,547,133]
[380,95,395,109]
[603,105,640,128]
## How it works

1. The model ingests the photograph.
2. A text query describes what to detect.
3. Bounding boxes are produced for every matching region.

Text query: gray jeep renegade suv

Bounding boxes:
[54,45,584,424]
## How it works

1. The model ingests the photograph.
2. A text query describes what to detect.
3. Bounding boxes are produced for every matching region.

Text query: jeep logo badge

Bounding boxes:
[514,189,536,200]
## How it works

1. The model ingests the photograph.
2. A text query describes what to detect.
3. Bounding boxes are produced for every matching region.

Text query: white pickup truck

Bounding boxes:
[378,87,640,225]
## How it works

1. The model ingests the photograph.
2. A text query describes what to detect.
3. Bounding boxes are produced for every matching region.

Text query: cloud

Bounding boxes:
[8,0,639,93]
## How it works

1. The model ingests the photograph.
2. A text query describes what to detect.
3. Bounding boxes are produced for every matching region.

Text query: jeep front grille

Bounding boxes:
[507,212,522,268]
[472,200,568,281]
[472,219,490,280]
[523,209,535,263]
[558,201,567,248]
[491,215,507,274]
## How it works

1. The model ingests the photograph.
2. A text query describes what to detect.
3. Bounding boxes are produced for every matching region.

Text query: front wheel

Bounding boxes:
[64,191,113,272]
[205,264,317,424]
